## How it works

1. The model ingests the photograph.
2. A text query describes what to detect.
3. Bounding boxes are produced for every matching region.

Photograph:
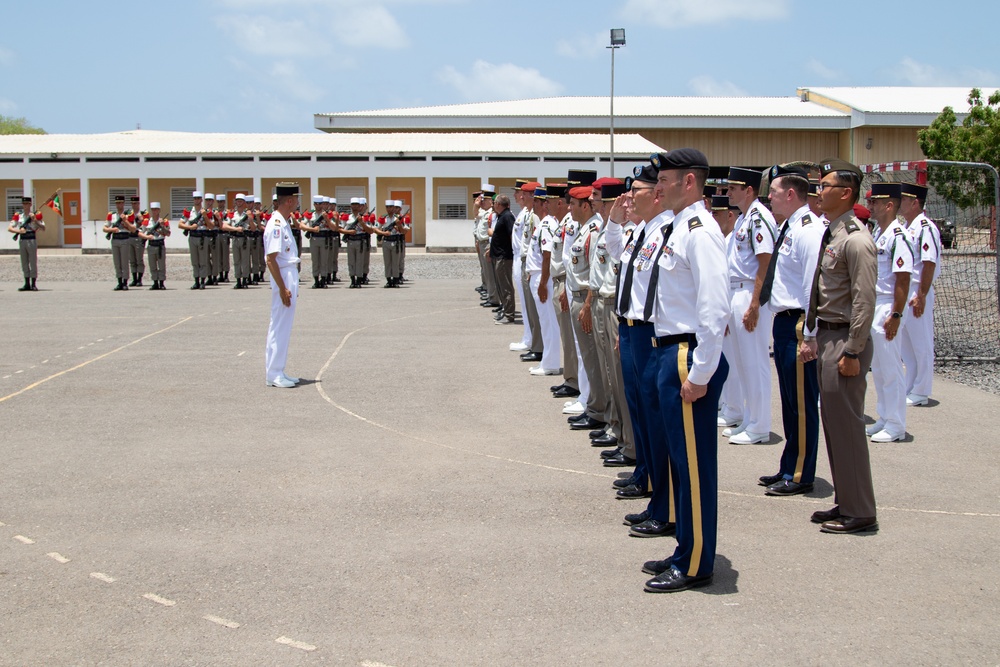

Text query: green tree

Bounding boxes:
[918,88,1000,208]
[0,115,45,135]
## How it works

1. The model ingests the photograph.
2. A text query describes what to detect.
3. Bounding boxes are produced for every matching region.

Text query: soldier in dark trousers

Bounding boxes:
[139,202,171,290]
[103,194,136,291]
[222,194,252,289]
[8,195,45,291]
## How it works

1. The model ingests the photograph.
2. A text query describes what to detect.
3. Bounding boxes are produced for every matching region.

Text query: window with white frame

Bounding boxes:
[437,186,468,219]
[170,187,196,220]
[334,186,366,215]
[107,187,139,212]
[6,188,24,220]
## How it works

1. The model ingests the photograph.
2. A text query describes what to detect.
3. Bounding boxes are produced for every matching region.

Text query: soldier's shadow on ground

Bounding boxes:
[703,555,738,595]
[803,477,834,499]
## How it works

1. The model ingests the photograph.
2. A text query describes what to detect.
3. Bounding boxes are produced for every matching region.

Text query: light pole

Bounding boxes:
[608,28,626,179]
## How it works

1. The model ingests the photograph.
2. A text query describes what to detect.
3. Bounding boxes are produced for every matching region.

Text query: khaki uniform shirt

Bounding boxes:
[809,210,877,355]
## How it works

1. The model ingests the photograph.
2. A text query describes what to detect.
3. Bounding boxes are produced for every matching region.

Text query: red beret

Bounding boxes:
[569,186,594,200]
[853,204,871,221]
[592,177,623,189]
[520,181,542,192]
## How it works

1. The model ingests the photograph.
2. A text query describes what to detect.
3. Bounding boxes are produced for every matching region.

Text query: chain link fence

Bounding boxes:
[861,160,1000,361]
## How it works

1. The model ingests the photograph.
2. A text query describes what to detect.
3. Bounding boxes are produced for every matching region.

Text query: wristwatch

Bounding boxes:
[891,312,902,319]
[842,351,859,360]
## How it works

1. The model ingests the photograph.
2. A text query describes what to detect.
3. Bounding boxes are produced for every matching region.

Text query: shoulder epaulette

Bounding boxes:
[845,221,860,233]
[892,226,905,236]
[801,214,813,226]
[688,216,703,231]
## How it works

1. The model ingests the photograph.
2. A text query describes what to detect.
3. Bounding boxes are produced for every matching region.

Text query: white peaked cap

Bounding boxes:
[312,195,324,204]
[150,202,161,208]
[192,191,203,198]
[350,197,361,204]
[235,194,246,201]
[204,193,215,200]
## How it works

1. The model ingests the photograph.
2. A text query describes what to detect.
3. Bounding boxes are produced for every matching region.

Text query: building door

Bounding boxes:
[389,189,413,244]
[62,192,82,246]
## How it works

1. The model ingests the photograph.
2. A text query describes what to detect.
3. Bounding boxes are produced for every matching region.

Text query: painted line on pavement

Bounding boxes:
[90,572,116,583]
[47,552,70,563]
[0,316,193,405]
[276,636,317,652]
[204,615,240,629]
[13,535,35,544]
[143,593,176,607]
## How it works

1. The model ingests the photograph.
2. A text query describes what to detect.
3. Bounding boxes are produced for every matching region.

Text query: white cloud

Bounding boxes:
[338,5,409,48]
[895,57,999,86]
[0,46,14,67]
[688,76,747,97]
[0,98,17,114]
[556,31,608,60]
[215,14,325,57]
[622,0,790,28]
[438,61,564,101]
[806,59,842,81]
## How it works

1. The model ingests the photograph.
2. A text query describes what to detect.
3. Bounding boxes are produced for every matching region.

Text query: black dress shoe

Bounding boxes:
[765,480,814,496]
[570,417,606,431]
[616,484,651,499]
[481,301,500,308]
[629,518,676,537]
[623,510,650,526]
[810,506,841,524]
[600,447,621,459]
[550,383,566,393]
[552,386,581,398]
[567,413,589,424]
[642,558,673,576]
[520,352,542,362]
[604,452,637,467]
[820,516,878,534]
[644,568,713,593]
[591,433,618,446]
[589,427,607,439]
[613,474,640,489]
[758,473,783,487]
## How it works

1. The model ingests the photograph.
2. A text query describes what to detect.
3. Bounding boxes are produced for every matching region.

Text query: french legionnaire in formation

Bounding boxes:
[302,195,333,289]
[341,197,374,288]
[8,194,47,291]
[177,190,214,289]
[102,194,137,290]
[221,194,253,289]
[375,199,406,287]
[249,195,266,284]
[137,201,171,290]
[126,195,146,287]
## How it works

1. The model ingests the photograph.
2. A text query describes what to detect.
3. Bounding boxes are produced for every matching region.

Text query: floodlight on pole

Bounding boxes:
[608,29,626,178]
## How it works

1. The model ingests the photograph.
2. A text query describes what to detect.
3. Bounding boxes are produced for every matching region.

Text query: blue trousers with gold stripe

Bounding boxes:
[619,322,673,522]
[653,341,727,578]
[772,312,819,484]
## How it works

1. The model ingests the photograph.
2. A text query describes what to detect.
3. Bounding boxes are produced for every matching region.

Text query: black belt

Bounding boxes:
[817,319,849,330]
[651,333,697,348]
[776,308,804,319]
[617,316,651,327]
[20,233,35,240]
[346,236,366,242]
[231,232,245,238]
[112,232,130,240]
[148,239,164,247]
[190,230,204,237]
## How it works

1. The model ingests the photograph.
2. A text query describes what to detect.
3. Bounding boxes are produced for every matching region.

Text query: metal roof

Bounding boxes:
[0,130,664,157]
[315,96,850,132]
[798,86,998,127]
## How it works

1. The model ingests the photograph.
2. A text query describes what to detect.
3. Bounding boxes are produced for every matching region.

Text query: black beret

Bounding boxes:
[819,157,862,181]
[567,169,597,186]
[769,164,810,181]
[900,183,929,199]
[710,195,729,211]
[275,182,300,197]
[728,167,763,190]
[703,185,717,198]
[601,182,628,200]
[631,163,659,184]
[652,148,710,172]
[870,182,902,199]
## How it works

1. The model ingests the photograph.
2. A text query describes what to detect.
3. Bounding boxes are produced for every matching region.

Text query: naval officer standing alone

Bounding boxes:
[264,183,302,388]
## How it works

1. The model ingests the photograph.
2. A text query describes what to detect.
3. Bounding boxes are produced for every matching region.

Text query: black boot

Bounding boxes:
[30,278,37,291]
[312,278,322,289]
[200,277,207,290]
[191,279,200,290]
[350,276,357,288]
[136,273,143,287]
[332,273,340,283]
[18,278,30,292]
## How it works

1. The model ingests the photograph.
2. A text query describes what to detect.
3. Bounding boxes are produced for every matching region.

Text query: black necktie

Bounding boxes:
[758,221,790,306]
[616,225,647,315]
[642,222,675,322]
[806,226,833,331]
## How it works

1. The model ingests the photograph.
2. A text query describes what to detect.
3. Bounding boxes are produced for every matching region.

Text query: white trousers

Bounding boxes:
[727,285,773,434]
[900,287,935,397]
[528,271,562,372]
[513,256,531,347]
[719,332,744,421]
[870,299,907,435]
[265,265,299,383]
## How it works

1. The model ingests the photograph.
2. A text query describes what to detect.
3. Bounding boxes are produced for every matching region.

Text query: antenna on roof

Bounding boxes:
[136,122,141,130]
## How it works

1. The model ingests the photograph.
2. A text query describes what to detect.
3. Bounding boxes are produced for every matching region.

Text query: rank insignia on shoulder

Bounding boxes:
[802,215,813,225]
[688,217,703,231]
[846,222,859,233]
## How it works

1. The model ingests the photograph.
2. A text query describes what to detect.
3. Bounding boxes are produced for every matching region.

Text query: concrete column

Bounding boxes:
[367,174,376,210]
[310,176,319,201]
[23,178,33,204]
[424,176,433,244]
[253,175,262,201]
[139,177,149,211]
[196,176,205,196]
[80,178,90,222]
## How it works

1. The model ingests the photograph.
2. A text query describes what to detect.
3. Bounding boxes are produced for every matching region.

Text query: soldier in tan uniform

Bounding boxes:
[800,158,878,534]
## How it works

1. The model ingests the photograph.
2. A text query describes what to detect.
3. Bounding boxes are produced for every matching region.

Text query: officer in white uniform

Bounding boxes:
[524,186,563,375]
[897,183,940,406]
[723,167,777,444]
[867,182,913,441]
[264,182,302,388]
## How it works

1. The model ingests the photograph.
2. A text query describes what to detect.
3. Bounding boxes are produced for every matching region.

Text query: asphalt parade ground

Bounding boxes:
[1,269,998,665]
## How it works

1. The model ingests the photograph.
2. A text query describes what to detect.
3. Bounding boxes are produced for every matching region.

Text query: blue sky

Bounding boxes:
[3,0,998,134]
